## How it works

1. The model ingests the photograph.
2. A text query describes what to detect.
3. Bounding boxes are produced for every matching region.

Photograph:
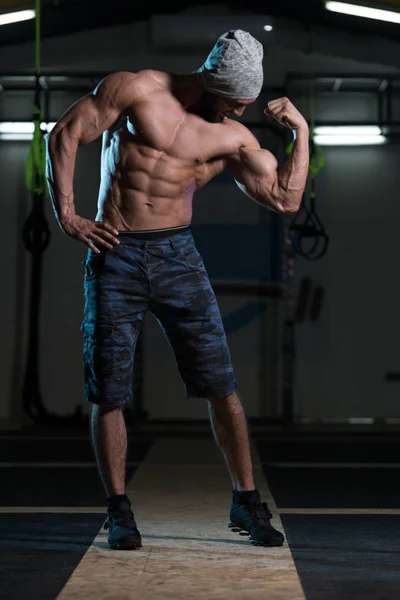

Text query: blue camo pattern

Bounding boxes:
[81,228,237,407]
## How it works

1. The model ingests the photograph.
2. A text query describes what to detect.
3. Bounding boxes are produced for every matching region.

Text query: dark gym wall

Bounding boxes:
[1,18,400,423]
[294,144,400,419]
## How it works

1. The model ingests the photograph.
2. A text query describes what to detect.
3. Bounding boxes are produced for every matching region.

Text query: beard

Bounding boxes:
[195,92,223,123]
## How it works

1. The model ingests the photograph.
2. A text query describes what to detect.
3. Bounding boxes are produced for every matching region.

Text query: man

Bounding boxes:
[46,29,309,550]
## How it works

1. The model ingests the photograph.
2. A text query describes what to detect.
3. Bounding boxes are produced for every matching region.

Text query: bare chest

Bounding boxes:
[123,102,235,163]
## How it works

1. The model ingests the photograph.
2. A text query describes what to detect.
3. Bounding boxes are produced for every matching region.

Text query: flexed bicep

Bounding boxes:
[228,144,281,211]
[222,121,281,211]
[228,99,309,214]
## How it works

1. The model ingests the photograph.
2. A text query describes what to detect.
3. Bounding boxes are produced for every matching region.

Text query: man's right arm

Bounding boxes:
[46,71,141,252]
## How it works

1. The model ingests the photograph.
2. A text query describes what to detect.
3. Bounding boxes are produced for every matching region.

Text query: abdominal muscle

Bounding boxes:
[97,186,194,232]
[95,135,199,232]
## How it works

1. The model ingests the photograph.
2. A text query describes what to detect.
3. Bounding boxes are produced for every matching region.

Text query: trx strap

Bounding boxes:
[289,142,329,261]
[286,39,330,261]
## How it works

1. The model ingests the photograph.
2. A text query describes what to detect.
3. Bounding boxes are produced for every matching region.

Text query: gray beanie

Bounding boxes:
[197,29,264,100]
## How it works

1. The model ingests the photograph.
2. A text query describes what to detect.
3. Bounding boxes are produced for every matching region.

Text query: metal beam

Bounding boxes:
[1,71,400,92]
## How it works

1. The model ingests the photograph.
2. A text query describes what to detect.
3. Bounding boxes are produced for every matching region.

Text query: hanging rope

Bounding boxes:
[21,1,88,427]
[21,0,53,422]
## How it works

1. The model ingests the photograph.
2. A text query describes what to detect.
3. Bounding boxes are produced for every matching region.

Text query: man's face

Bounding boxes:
[197,92,256,123]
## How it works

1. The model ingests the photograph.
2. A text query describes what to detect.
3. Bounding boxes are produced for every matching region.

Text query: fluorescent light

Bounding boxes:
[314,125,382,136]
[314,125,387,145]
[264,25,273,32]
[325,1,400,25]
[0,121,56,140]
[314,134,387,145]
[0,122,34,134]
[0,133,33,141]
[0,9,36,26]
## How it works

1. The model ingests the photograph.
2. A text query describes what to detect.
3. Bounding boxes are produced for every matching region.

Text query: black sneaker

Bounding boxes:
[229,489,285,547]
[104,499,142,550]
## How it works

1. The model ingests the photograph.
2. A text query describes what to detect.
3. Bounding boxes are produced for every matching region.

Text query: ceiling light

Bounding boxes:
[0,9,36,27]
[314,125,382,136]
[0,122,34,134]
[0,122,56,140]
[325,1,400,25]
[314,135,386,145]
[314,125,387,145]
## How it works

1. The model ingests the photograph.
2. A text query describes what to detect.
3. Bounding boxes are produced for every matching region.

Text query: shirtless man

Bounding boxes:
[46,30,309,550]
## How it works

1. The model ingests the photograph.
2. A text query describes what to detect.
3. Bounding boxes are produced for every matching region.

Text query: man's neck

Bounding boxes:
[170,72,204,110]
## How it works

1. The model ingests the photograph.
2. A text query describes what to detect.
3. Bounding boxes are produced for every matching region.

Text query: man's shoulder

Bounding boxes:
[95,70,169,102]
[225,118,258,142]
[221,118,260,153]
[110,69,169,85]
[94,69,168,112]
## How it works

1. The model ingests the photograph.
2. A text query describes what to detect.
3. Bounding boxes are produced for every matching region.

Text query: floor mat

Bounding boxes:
[0,514,106,600]
[256,439,400,463]
[0,438,153,463]
[281,514,400,600]
[0,466,137,506]
[263,466,400,509]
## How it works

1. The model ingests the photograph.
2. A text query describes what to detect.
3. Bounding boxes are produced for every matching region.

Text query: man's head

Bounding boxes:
[196,29,264,115]
[196,92,256,124]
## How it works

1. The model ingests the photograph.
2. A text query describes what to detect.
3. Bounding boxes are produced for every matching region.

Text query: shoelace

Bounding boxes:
[245,502,273,525]
[104,506,135,531]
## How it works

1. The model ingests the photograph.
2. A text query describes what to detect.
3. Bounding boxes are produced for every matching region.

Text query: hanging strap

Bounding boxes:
[35,0,41,75]
[288,30,329,261]
[25,0,47,197]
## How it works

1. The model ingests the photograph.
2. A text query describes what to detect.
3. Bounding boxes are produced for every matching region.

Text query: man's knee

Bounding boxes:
[208,392,237,402]
[90,403,124,417]
[208,392,244,414]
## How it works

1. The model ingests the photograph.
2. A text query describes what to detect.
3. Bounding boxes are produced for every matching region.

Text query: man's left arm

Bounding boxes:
[228,97,309,214]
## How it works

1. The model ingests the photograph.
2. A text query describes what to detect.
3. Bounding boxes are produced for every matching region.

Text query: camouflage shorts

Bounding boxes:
[81,226,237,407]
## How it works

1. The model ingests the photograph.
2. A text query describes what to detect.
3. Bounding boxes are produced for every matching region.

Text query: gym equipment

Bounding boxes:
[286,31,330,262]
[21,1,86,426]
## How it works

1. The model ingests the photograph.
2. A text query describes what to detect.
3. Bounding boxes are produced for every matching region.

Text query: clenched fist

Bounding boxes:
[264,97,308,132]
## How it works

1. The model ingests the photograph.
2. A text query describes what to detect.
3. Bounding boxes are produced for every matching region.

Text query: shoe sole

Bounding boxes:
[109,540,142,550]
[228,523,284,547]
